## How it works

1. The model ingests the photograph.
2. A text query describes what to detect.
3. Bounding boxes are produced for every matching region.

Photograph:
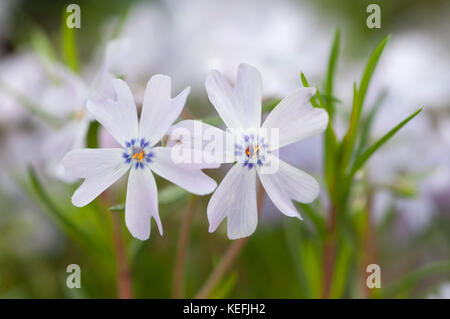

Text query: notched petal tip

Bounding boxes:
[71,194,87,208]
[180,85,191,94]
[145,74,172,93]
[171,85,191,108]
[111,77,126,86]
[205,69,223,85]
[153,215,164,237]
[300,178,320,204]
[315,107,330,133]
[295,86,317,100]
[130,231,150,241]
[151,73,172,81]
[183,174,218,196]
[125,217,150,241]
[195,178,218,196]
[237,62,259,73]
[208,216,222,234]
[227,226,254,240]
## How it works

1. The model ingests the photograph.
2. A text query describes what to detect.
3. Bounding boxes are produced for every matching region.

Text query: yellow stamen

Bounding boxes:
[253,145,260,155]
[132,151,145,162]
[75,109,85,121]
[245,145,260,159]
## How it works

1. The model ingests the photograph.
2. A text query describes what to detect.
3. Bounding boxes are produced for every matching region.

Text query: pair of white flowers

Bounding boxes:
[63,64,328,240]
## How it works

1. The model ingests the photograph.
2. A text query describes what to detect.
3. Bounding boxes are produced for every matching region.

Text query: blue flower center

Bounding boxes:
[122,138,154,169]
[234,134,269,170]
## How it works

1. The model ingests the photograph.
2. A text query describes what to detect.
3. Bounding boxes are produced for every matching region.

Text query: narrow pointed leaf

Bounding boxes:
[297,203,326,238]
[349,108,422,178]
[87,121,100,148]
[340,35,390,174]
[378,260,450,298]
[339,82,359,173]
[354,89,387,158]
[300,72,337,196]
[28,166,93,246]
[30,28,58,63]
[61,8,79,72]
[358,35,390,108]
[300,73,320,108]
[324,28,340,117]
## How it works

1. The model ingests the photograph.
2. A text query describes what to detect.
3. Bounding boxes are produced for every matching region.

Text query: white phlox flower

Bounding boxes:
[63,75,218,240]
[170,63,329,239]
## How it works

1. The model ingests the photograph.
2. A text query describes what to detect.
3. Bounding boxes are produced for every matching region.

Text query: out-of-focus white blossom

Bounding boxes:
[104,0,330,99]
[165,0,329,96]
[0,53,46,125]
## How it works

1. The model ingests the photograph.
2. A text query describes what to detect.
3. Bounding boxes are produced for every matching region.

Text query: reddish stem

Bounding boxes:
[111,213,133,299]
[322,204,337,298]
[194,182,265,299]
[172,196,198,298]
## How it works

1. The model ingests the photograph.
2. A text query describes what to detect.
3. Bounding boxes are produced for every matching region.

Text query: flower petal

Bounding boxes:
[44,120,89,182]
[207,163,258,239]
[168,119,236,164]
[236,63,262,129]
[205,70,243,131]
[262,87,328,149]
[258,155,319,218]
[150,147,217,195]
[140,74,190,145]
[87,79,138,147]
[41,64,88,117]
[63,148,124,178]
[125,167,162,240]
[63,148,129,207]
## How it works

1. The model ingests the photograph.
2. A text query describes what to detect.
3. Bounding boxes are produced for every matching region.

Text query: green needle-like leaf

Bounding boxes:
[30,28,58,64]
[208,273,238,298]
[108,203,126,212]
[28,166,94,246]
[87,121,100,148]
[354,89,387,158]
[338,83,360,177]
[349,108,422,179]
[324,28,340,117]
[61,9,79,72]
[300,72,337,197]
[340,36,390,175]
[358,35,390,109]
[378,259,450,298]
[330,240,352,298]
[297,203,326,238]
[158,185,189,204]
